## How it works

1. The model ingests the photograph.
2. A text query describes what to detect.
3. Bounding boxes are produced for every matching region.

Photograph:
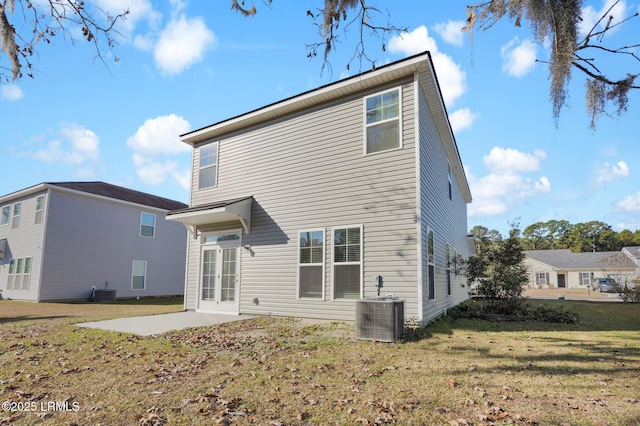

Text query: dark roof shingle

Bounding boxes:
[49,182,187,211]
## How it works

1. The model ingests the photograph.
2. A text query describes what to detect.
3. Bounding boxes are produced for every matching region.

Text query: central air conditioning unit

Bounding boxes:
[93,289,117,302]
[356,297,405,342]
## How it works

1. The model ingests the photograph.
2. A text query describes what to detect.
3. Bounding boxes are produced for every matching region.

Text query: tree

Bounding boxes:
[1,0,406,84]
[463,0,640,128]
[0,0,129,83]
[460,224,529,315]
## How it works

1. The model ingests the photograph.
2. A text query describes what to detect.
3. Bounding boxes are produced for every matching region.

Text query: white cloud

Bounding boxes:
[154,15,216,75]
[580,0,627,36]
[617,192,640,211]
[126,114,191,156]
[388,26,466,107]
[483,147,547,174]
[433,20,465,47]
[596,160,629,183]
[449,108,478,133]
[33,123,100,165]
[127,114,191,188]
[468,147,551,217]
[1,84,23,101]
[501,37,537,77]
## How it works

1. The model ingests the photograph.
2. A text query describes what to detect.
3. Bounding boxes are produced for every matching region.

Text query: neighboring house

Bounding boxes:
[0,182,188,301]
[167,52,475,322]
[524,249,639,289]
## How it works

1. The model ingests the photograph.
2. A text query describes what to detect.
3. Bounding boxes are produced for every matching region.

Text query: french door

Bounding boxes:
[198,235,240,314]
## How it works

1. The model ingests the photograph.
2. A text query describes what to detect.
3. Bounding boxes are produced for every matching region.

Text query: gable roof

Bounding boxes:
[623,246,640,260]
[0,182,187,211]
[180,51,471,203]
[524,249,637,270]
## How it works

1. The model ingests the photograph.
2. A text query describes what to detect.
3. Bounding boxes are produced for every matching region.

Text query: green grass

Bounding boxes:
[1,299,639,425]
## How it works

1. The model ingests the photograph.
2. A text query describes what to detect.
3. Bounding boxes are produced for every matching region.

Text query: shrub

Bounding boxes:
[618,283,640,303]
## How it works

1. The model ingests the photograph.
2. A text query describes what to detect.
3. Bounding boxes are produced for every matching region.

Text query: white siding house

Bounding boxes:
[524,249,639,289]
[0,182,187,301]
[167,52,475,322]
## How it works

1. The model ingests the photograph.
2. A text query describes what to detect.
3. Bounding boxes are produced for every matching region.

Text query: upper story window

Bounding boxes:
[447,162,453,201]
[11,203,21,229]
[140,212,156,237]
[198,142,219,189]
[365,88,401,154]
[0,206,9,226]
[35,196,45,225]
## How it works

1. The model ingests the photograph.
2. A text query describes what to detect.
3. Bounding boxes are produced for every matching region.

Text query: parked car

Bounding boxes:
[591,278,618,293]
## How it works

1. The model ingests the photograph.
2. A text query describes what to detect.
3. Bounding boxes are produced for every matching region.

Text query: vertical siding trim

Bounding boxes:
[413,75,424,319]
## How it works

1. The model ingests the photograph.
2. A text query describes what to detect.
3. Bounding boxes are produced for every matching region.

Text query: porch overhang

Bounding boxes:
[166,196,252,237]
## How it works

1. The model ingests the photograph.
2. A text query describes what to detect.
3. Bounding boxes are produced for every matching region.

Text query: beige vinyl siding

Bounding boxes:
[186,79,419,320]
[416,72,471,321]
[0,191,47,301]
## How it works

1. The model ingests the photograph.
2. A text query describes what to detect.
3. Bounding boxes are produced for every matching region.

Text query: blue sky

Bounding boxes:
[2,0,639,236]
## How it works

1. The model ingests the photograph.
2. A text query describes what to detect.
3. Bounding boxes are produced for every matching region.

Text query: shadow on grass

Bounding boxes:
[0,315,71,324]
[65,295,184,306]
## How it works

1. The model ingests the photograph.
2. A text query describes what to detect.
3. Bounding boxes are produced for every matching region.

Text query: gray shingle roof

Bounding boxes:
[524,249,637,270]
[623,246,640,260]
[49,182,187,211]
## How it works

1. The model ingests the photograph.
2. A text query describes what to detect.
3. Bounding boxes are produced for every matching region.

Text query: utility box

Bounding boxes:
[356,297,405,342]
[94,289,117,302]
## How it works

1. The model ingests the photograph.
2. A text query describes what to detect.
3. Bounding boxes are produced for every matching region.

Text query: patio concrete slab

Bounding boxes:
[77,311,256,336]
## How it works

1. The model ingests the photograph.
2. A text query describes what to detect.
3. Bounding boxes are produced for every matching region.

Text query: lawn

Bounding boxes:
[0,298,639,425]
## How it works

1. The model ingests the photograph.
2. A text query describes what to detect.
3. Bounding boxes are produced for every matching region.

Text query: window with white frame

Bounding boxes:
[14,258,23,290]
[132,261,147,290]
[536,273,548,287]
[35,196,45,225]
[298,230,324,298]
[198,142,219,189]
[580,272,591,286]
[364,88,401,154]
[447,162,453,201]
[7,259,14,290]
[140,212,156,237]
[22,258,31,291]
[333,226,362,299]
[427,228,435,300]
[1,206,9,226]
[446,243,452,296]
[11,203,20,229]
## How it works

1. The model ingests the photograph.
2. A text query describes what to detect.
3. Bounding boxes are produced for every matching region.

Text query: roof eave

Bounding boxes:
[180,52,431,146]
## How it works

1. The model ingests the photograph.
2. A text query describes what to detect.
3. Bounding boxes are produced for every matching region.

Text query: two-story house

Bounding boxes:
[167,52,475,322]
[0,181,187,301]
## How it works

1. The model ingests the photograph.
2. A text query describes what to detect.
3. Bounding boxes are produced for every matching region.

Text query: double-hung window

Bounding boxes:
[11,203,20,229]
[140,212,156,237]
[333,226,362,299]
[427,228,435,300]
[1,206,9,226]
[446,243,452,296]
[35,196,45,225]
[132,261,147,290]
[536,273,548,287]
[364,88,401,154]
[7,259,14,290]
[298,230,324,298]
[198,142,219,189]
[580,272,591,286]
